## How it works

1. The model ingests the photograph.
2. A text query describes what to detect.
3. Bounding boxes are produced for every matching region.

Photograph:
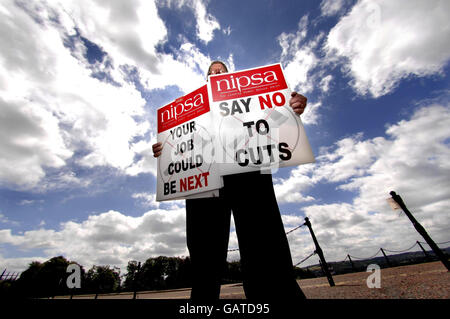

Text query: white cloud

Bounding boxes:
[278,16,316,94]
[0,208,188,273]
[0,1,216,189]
[0,255,48,276]
[277,16,327,125]
[320,0,350,17]
[60,0,208,93]
[0,1,153,189]
[300,100,322,125]
[319,74,333,93]
[132,192,160,209]
[191,0,220,44]
[0,97,73,188]
[283,49,317,94]
[132,191,186,210]
[61,0,166,73]
[325,0,450,97]
[226,53,235,73]
[223,26,232,36]
[0,214,20,226]
[158,0,221,44]
[274,164,316,204]
[19,199,44,206]
[276,102,450,264]
[126,139,158,177]
[313,133,384,183]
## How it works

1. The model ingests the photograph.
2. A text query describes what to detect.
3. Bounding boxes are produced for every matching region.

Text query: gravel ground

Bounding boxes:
[56,261,448,300]
[298,261,449,299]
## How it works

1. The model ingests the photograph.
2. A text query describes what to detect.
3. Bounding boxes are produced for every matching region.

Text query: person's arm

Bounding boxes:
[289,91,307,116]
[152,142,163,158]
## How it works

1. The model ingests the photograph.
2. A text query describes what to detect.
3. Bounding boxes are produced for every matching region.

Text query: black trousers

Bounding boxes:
[186,171,306,300]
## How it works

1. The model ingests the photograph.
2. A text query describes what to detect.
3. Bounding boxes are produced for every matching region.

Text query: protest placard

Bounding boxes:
[207,63,315,176]
[156,85,222,201]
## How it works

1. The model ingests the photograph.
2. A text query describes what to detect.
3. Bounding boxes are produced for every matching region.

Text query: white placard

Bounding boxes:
[207,63,315,175]
[156,85,222,201]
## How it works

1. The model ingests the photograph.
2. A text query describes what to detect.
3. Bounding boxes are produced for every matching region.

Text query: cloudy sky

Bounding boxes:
[1,0,449,275]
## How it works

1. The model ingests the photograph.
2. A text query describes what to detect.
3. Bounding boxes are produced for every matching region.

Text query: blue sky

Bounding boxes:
[1,0,449,274]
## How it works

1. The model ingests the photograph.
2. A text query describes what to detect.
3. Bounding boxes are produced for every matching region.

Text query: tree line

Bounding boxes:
[0,255,315,298]
[0,255,240,298]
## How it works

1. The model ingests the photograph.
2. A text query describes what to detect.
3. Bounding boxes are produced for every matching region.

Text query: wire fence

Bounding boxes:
[228,221,449,270]
[347,249,382,261]
[344,240,450,261]
[227,223,306,252]
[294,251,316,267]
[0,269,20,281]
[290,238,450,281]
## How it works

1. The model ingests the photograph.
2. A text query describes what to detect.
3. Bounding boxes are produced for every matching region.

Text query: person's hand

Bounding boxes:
[289,92,307,115]
[152,142,163,158]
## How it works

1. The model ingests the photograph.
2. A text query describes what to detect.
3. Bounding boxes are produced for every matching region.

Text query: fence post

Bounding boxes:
[417,241,431,261]
[304,217,335,287]
[133,262,141,300]
[390,191,450,271]
[0,269,6,280]
[380,248,392,267]
[347,254,356,272]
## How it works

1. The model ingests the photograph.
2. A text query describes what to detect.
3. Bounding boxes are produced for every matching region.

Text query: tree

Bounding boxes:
[14,261,43,297]
[13,256,85,298]
[171,256,192,289]
[141,256,168,290]
[124,256,193,292]
[293,266,316,279]
[39,256,71,297]
[84,265,121,294]
[223,260,242,283]
[122,260,141,292]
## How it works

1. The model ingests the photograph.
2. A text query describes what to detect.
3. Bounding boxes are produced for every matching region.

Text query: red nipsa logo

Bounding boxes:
[209,64,288,102]
[157,85,209,133]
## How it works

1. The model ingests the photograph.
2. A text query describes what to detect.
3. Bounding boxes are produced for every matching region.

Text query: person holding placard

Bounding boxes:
[152,61,308,301]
